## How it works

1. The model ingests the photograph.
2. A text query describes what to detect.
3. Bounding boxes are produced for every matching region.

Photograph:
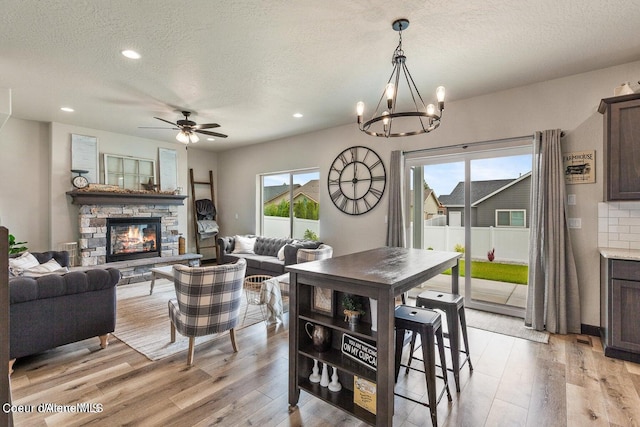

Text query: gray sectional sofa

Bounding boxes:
[9,251,121,370]
[217,235,322,276]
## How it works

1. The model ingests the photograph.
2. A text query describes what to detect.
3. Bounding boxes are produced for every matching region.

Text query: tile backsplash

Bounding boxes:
[598,202,640,249]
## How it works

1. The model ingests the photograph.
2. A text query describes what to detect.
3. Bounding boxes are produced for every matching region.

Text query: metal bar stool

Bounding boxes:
[395,305,452,427]
[415,290,473,392]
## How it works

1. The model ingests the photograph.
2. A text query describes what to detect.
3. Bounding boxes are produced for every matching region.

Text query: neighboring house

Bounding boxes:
[264,179,319,210]
[409,188,445,220]
[263,183,301,204]
[438,172,531,227]
[424,189,444,219]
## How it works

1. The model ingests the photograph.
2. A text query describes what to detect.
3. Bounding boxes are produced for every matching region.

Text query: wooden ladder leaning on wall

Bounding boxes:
[189,168,220,262]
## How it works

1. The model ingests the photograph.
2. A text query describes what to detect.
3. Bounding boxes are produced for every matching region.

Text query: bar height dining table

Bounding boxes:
[287,246,462,426]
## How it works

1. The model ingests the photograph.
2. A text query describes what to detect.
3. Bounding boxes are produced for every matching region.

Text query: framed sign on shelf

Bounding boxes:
[311,287,334,316]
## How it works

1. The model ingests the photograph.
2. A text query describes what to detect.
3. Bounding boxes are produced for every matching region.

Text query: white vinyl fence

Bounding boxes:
[263,216,320,240]
[413,223,530,264]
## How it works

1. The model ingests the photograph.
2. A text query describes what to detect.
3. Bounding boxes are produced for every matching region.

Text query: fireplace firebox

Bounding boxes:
[106,217,162,262]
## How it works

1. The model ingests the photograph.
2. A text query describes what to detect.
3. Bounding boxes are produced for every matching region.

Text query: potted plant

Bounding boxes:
[8,234,28,254]
[342,294,365,325]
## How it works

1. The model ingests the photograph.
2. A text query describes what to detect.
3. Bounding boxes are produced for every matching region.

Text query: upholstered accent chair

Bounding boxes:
[296,244,333,264]
[168,259,247,366]
[275,244,334,298]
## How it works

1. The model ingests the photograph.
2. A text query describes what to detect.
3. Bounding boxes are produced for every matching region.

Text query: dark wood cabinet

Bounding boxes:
[287,247,461,426]
[600,256,640,362]
[598,93,640,201]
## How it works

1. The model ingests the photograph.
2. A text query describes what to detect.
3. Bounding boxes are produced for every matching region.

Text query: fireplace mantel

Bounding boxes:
[67,190,187,206]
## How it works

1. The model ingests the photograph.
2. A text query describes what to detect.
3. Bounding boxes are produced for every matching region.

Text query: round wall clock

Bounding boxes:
[327,146,386,215]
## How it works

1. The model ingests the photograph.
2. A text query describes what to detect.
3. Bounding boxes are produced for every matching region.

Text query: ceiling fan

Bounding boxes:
[141,111,228,144]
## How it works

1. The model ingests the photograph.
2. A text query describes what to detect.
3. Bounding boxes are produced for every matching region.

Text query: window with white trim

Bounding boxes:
[260,169,320,239]
[496,209,525,227]
[104,154,156,190]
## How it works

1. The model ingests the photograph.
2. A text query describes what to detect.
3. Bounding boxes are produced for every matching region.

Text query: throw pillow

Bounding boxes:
[22,258,69,277]
[9,251,40,276]
[232,235,257,254]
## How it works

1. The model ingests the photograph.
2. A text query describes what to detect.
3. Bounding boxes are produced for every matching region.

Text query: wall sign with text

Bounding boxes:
[563,150,595,184]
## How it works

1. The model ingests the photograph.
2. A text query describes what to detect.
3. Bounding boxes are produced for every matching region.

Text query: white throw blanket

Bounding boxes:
[261,277,284,324]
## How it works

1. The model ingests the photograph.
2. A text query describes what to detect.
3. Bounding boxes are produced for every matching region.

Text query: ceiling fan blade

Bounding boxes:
[194,123,220,129]
[195,129,228,138]
[154,117,178,126]
[139,126,179,130]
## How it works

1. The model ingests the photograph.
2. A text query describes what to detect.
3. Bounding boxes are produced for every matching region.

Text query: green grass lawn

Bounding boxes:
[443,260,529,285]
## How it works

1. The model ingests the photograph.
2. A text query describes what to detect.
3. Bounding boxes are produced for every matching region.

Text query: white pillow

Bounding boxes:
[232,235,257,254]
[9,252,40,276]
[23,258,69,277]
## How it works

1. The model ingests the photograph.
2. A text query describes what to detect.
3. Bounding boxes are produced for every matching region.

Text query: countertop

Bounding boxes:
[599,247,640,261]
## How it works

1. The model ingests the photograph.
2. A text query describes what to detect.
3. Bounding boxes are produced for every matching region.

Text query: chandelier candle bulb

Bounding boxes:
[385,83,395,109]
[437,86,446,103]
[356,101,364,123]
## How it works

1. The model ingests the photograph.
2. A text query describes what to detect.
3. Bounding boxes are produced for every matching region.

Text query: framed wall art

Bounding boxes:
[563,150,595,184]
[311,286,334,316]
[71,133,98,184]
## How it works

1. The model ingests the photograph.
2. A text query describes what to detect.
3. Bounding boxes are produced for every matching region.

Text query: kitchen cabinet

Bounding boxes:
[600,255,640,363]
[598,93,640,201]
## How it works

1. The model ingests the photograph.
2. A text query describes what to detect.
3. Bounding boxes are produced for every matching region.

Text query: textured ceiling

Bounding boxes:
[1,0,640,151]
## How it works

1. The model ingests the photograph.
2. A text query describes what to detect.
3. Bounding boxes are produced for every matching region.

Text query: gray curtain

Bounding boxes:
[386,150,406,247]
[525,129,581,334]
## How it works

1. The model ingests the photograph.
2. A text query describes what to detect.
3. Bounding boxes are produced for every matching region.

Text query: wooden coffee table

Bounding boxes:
[149,265,175,295]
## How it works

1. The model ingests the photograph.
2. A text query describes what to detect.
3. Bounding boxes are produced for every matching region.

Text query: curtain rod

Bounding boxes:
[402,131,565,156]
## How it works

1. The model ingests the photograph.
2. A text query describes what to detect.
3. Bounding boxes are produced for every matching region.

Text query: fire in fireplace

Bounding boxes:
[106,217,162,262]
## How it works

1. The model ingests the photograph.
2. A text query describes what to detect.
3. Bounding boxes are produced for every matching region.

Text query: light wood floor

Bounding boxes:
[9,314,640,427]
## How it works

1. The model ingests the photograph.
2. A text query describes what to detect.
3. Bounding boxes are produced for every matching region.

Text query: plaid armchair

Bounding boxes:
[296,244,333,263]
[168,259,247,365]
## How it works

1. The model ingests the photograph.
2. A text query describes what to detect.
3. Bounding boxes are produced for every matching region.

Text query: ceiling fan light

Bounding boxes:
[176,131,189,144]
[189,133,199,143]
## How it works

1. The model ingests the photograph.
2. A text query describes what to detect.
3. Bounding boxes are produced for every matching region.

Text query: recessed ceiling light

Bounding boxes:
[207,137,215,141]
[293,113,303,118]
[121,49,141,59]
[60,107,74,112]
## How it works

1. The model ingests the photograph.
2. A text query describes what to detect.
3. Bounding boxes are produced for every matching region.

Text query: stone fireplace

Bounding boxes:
[68,190,188,267]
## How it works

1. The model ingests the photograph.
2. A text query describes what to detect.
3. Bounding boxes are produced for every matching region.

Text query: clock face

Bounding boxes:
[72,175,89,189]
[327,146,386,215]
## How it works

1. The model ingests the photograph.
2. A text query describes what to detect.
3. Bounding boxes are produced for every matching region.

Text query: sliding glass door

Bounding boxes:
[407,141,532,317]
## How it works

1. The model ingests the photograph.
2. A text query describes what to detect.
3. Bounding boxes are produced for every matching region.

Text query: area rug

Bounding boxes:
[113,279,276,361]
[464,308,549,344]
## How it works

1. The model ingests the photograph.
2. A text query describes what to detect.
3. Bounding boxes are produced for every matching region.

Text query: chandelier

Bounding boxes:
[356,19,445,138]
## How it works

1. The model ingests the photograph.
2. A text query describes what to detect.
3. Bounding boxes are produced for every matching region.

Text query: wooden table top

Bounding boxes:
[286,246,461,291]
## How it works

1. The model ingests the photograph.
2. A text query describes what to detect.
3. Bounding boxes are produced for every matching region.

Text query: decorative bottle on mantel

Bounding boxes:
[178,235,185,255]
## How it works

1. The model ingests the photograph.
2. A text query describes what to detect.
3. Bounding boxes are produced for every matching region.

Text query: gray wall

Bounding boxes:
[3,59,640,328]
